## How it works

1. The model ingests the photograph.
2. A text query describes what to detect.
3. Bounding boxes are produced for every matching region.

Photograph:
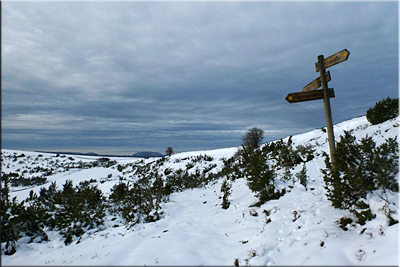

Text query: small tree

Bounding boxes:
[238,127,287,205]
[245,149,277,204]
[239,127,264,161]
[166,147,174,157]
[296,163,308,189]
[242,127,264,151]
[1,175,18,255]
[220,179,232,209]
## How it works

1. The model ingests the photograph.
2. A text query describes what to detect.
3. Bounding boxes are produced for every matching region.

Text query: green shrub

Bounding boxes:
[339,217,353,231]
[262,137,313,170]
[219,156,244,181]
[220,179,231,209]
[109,182,130,203]
[387,214,399,226]
[1,175,22,255]
[384,208,399,226]
[281,167,292,183]
[352,208,376,225]
[243,149,277,205]
[296,163,308,188]
[226,131,311,205]
[322,132,398,210]
[64,233,73,245]
[366,96,398,125]
[109,170,172,225]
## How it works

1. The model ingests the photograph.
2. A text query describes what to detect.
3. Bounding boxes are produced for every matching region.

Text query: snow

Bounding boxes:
[1,115,399,266]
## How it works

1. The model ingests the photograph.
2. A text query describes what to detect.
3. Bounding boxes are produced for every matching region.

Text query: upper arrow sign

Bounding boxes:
[303,71,331,92]
[315,49,350,72]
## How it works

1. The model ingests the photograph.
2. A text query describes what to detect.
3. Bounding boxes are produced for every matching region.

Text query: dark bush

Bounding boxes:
[366,97,398,125]
[323,132,398,210]
[339,217,353,231]
[386,209,399,226]
[220,179,231,209]
[352,208,376,225]
[296,163,308,188]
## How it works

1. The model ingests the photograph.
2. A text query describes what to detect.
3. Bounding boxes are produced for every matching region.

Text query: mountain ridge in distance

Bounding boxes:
[35,150,165,158]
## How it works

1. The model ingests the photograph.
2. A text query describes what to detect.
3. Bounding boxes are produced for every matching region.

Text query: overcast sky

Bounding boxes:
[2,1,398,155]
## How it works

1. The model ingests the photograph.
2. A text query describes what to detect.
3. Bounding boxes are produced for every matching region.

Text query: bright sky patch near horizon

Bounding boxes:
[2,1,398,155]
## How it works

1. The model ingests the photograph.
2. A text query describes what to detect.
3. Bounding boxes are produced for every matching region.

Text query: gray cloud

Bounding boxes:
[2,2,398,154]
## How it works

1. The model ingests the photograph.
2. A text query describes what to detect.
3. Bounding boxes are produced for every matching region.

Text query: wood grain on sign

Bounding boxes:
[315,49,350,72]
[303,71,331,92]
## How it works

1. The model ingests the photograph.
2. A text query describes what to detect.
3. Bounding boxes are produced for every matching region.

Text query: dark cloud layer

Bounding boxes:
[2,2,398,155]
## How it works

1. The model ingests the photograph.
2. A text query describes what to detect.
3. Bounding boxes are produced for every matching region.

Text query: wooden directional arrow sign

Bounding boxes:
[315,49,350,72]
[303,71,331,92]
[286,88,335,103]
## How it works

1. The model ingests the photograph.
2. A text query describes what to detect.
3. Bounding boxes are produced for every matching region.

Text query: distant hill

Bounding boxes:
[35,151,101,156]
[35,150,165,158]
[132,151,165,158]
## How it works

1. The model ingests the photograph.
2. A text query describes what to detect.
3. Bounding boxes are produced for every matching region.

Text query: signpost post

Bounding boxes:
[317,54,336,166]
[285,49,350,168]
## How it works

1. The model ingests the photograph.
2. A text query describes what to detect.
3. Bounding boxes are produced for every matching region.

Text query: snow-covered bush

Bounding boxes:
[1,178,107,252]
[322,131,398,225]
[220,178,231,209]
[296,163,308,189]
[243,148,278,205]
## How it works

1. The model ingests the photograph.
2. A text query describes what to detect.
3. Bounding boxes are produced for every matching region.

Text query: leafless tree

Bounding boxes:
[165,147,174,156]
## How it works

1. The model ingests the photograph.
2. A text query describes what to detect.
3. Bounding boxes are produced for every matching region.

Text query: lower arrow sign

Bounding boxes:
[285,88,335,103]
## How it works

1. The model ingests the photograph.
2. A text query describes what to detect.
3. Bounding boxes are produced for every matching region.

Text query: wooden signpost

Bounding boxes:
[285,49,350,167]
[315,49,350,72]
[303,71,331,92]
[286,88,334,103]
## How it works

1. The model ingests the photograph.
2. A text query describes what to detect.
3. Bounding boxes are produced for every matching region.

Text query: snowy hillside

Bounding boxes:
[1,115,398,266]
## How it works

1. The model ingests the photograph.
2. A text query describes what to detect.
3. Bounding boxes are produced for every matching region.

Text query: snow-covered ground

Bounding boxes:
[1,115,399,265]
